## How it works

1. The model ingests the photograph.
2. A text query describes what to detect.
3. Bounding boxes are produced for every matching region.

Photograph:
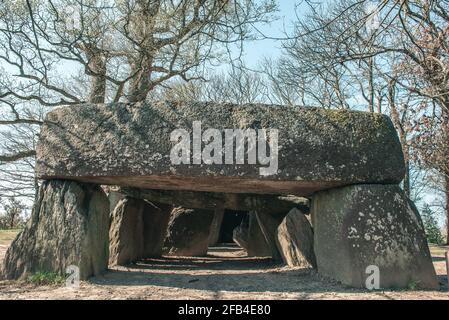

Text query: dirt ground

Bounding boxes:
[0,236,448,300]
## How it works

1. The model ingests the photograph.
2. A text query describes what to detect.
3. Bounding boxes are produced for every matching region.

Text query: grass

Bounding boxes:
[0,229,21,245]
[26,271,65,286]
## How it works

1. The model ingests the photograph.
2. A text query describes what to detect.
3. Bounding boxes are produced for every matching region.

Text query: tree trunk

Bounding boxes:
[127,59,153,103]
[368,57,375,113]
[388,78,410,197]
[403,148,410,198]
[88,53,107,104]
[445,174,449,245]
[9,211,16,229]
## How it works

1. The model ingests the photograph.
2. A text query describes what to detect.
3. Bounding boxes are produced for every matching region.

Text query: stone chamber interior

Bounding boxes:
[108,199,277,278]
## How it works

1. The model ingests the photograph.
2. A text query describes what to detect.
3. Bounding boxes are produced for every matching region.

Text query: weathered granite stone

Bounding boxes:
[208,207,225,246]
[142,201,172,257]
[255,211,286,261]
[312,184,439,289]
[276,208,316,268]
[232,217,249,250]
[246,212,271,257]
[108,190,125,215]
[164,207,215,256]
[235,212,272,257]
[109,197,171,265]
[109,197,144,266]
[2,180,109,280]
[121,187,310,214]
[36,102,405,195]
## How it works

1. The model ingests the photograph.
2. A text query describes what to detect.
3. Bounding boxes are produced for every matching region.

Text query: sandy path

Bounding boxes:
[1,245,448,300]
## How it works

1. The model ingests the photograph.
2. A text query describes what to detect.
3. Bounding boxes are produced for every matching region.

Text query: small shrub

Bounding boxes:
[26,271,65,286]
[407,280,419,291]
[421,204,444,245]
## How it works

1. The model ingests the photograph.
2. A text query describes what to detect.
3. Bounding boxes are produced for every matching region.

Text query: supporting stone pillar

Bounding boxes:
[255,211,285,261]
[142,201,172,257]
[108,190,125,215]
[232,216,249,250]
[164,207,215,257]
[2,180,110,280]
[275,208,316,268]
[246,212,271,257]
[109,197,172,265]
[109,197,144,266]
[208,206,225,246]
[312,184,439,289]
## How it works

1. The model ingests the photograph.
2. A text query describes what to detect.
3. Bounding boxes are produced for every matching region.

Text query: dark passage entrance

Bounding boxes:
[217,210,247,244]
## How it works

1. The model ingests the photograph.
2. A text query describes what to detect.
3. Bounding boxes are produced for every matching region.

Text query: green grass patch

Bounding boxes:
[26,271,65,286]
[0,229,21,245]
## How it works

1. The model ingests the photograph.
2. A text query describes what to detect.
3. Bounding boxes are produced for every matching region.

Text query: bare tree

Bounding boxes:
[0,197,27,229]
[152,66,273,104]
[278,0,448,242]
[0,0,278,203]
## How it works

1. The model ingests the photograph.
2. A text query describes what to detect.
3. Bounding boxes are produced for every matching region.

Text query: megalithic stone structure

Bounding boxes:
[1,101,439,289]
[35,101,404,195]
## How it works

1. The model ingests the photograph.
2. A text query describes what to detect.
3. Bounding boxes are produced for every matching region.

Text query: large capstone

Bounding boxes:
[2,180,109,280]
[163,207,214,256]
[36,102,404,196]
[311,184,439,289]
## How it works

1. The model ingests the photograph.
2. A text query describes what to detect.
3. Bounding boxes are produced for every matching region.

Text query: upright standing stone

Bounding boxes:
[109,197,144,266]
[2,180,109,280]
[246,212,271,257]
[312,184,439,289]
[108,190,125,215]
[142,201,172,257]
[164,207,214,256]
[276,208,316,268]
[255,211,286,261]
[208,206,225,246]
[232,216,249,250]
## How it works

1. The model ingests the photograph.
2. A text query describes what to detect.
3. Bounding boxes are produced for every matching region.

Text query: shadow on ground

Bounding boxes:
[89,245,448,295]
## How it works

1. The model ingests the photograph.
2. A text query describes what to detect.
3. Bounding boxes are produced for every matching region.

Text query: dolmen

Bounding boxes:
[1,101,439,290]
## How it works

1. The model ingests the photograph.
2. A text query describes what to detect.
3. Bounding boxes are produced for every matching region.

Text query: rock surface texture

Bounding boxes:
[36,102,404,195]
[276,208,316,268]
[311,184,439,289]
[2,180,109,280]
[109,198,171,265]
[255,211,286,261]
[208,207,225,246]
[246,212,271,257]
[164,207,214,256]
[142,201,172,257]
[109,197,144,266]
[232,218,249,250]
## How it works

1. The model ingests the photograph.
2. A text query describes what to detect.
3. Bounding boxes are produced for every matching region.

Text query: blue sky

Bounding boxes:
[239,1,306,67]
